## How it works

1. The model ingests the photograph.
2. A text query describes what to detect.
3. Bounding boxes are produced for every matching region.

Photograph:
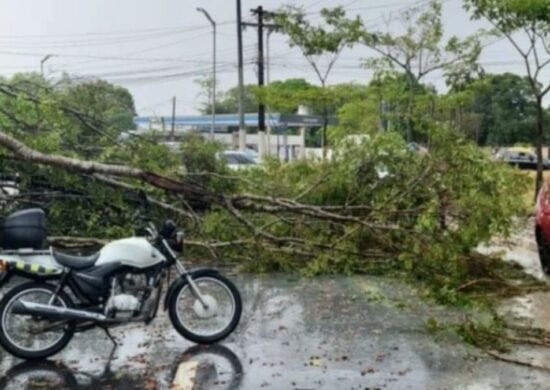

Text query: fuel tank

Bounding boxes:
[95,237,166,269]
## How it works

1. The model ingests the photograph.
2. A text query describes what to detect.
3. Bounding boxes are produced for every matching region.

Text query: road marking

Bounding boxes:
[171,361,199,390]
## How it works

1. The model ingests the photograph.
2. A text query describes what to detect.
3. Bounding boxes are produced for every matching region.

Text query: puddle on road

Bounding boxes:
[2,221,550,390]
[478,220,550,334]
[476,223,547,281]
[477,243,546,280]
[0,343,243,390]
[500,291,550,333]
[0,272,549,389]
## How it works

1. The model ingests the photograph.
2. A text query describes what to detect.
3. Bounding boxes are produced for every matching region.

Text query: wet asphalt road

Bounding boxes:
[1,271,550,390]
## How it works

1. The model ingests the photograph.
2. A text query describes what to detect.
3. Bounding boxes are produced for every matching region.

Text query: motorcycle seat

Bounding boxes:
[53,251,100,270]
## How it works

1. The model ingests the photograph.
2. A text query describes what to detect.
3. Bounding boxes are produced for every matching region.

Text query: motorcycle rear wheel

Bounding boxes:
[0,282,75,360]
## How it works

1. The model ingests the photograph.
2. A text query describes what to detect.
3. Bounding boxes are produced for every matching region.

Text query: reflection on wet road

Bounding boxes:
[1,273,550,389]
[0,344,242,390]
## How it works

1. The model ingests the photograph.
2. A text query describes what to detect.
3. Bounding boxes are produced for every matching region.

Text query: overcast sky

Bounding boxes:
[0,0,547,117]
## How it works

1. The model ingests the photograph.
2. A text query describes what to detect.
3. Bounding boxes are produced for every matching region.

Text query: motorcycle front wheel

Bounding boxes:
[0,282,75,360]
[168,273,242,344]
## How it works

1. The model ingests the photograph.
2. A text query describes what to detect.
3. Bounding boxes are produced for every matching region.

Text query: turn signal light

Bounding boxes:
[0,260,8,273]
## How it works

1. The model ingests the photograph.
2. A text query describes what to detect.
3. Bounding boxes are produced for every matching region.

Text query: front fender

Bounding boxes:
[0,271,12,288]
[163,267,220,311]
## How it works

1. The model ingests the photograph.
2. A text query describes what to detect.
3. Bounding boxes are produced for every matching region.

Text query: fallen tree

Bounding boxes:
[0,74,536,305]
[0,122,532,287]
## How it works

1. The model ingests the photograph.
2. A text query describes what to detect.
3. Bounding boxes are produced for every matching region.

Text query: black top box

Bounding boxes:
[0,208,46,250]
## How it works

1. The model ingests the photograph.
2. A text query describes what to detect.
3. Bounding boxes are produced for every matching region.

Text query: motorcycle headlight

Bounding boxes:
[169,230,184,252]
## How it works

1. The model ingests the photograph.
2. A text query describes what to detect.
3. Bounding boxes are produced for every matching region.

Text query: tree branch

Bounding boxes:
[484,349,550,372]
[0,128,212,203]
[91,174,195,220]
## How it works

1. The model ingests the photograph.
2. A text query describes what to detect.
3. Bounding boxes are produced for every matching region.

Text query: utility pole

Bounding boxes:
[252,6,266,157]
[243,7,278,158]
[251,6,266,135]
[170,96,176,142]
[236,0,246,150]
[196,7,217,140]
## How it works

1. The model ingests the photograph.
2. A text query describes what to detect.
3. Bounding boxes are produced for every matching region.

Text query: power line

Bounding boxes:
[108,60,263,87]
[304,0,330,10]
[68,60,246,80]
[0,21,234,40]
[303,0,425,16]
[0,30,206,49]
[51,45,257,74]
[0,49,246,65]
[56,59,220,74]
[76,61,249,85]
[341,0,363,8]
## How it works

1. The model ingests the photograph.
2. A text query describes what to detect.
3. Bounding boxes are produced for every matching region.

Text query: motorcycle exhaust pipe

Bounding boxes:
[11,300,107,322]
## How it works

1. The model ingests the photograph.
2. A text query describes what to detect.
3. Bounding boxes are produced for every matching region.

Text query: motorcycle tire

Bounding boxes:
[0,282,75,360]
[168,273,242,344]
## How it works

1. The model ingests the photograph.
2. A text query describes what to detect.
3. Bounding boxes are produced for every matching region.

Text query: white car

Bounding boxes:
[218,151,258,170]
[241,148,260,163]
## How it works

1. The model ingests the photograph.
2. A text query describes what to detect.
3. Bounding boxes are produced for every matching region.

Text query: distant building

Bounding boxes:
[132,112,336,161]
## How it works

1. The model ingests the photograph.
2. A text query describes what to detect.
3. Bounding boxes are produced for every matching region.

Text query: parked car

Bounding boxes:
[242,148,260,163]
[535,184,550,274]
[218,150,258,170]
[406,142,428,154]
[495,148,550,170]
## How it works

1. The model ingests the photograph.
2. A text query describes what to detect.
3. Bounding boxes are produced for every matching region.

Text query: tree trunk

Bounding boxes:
[535,95,545,201]
[322,107,328,159]
[405,74,416,143]
[406,91,413,143]
[0,129,212,204]
[321,81,328,159]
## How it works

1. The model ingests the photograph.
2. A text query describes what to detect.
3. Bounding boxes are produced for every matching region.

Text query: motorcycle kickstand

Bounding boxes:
[103,327,118,348]
[98,328,118,379]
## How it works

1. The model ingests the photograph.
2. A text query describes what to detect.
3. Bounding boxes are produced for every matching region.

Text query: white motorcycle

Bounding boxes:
[0,193,242,360]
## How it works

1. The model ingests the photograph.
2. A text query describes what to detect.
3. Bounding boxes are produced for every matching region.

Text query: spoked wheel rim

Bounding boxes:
[175,277,236,338]
[2,288,68,353]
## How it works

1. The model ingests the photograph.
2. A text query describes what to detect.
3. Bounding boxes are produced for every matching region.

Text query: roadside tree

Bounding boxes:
[270,6,361,156]
[465,0,550,196]
[361,0,482,141]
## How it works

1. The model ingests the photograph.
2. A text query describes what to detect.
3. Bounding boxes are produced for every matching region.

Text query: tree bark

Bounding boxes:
[405,73,416,143]
[322,106,328,159]
[321,80,328,159]
[0,129,215,204]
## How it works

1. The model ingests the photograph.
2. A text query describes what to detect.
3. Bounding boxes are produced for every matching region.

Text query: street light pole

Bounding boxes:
[196,7,217,140]
[40,54,55,77]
